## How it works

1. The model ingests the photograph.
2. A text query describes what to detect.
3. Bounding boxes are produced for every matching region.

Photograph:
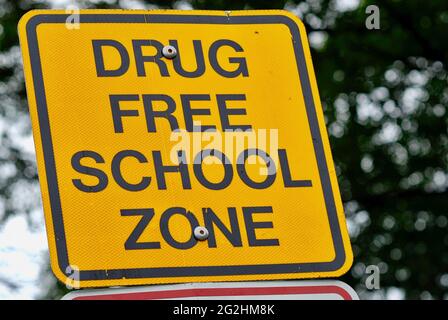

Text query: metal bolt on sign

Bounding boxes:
[162,45,177,59]
[194,226,209,241]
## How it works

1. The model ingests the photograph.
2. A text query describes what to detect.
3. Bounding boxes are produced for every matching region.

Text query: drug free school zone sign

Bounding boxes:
[19,10,352,287]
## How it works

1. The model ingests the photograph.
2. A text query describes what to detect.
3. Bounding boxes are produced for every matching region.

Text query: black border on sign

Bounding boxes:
[25,13,347,282]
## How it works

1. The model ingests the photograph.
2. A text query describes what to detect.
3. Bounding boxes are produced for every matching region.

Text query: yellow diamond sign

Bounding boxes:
[19,10,353,287]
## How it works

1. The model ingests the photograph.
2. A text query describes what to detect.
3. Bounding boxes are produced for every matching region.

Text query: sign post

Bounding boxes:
[19,10,352,288]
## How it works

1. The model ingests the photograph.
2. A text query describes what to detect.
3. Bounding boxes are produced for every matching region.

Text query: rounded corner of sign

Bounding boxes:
[60,290,78,300]
[332,280,360,300]
[331,249,354,277]
[274,10,307,32]
[49,259,76,288]
[18,10,46,34]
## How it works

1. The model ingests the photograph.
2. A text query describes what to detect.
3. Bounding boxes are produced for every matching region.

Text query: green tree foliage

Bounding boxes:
[0,0,447,299]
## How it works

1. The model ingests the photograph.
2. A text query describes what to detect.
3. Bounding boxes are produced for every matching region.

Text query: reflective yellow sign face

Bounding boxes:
[19,10,352,287]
